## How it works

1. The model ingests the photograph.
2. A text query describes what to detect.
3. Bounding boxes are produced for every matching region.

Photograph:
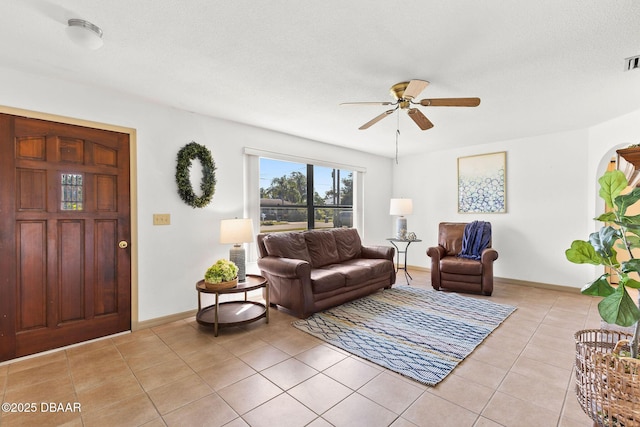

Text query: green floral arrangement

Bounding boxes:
[204,259,238,284]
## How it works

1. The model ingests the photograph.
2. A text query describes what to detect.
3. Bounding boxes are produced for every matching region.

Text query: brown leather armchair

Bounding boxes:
[426,222,498,296]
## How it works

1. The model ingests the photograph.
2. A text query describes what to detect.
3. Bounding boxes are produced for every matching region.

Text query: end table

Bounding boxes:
[195,274,269,336]
[386,238,422,283]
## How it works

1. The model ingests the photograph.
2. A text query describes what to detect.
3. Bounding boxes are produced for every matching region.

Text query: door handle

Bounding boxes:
[118,241,128,249]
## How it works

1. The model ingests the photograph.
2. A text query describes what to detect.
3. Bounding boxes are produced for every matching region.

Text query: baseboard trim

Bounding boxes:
[134,309,198,330]
[494,277,581,293]
[406,265,581,294]
[407,265,429,272]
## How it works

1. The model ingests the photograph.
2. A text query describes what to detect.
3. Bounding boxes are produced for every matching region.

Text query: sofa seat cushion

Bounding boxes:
[340,258,392,278]
[263,232,312,264]
[440,257,483,275]
[305,230,340,267]
[321,263,374,287]
[310,269,345,293]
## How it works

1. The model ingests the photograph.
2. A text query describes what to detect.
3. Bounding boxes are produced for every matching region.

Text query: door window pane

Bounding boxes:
[60,173,83,211]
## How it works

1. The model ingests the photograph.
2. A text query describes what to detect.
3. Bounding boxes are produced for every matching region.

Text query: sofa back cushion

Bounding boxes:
[438,222,467,256]
[260,228,363,266]
[332,228,362,261]
[304,230,340,268]
[262,232,312,263]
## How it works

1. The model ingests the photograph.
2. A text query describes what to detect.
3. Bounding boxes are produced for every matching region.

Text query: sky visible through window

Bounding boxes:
[259,158,338,200]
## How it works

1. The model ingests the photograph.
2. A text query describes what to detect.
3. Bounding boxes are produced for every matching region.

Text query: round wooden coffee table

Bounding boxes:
[195,274,269,336]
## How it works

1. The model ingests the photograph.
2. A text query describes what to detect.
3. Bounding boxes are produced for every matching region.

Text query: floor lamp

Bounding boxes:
[220,218,254,282]
[390,198,413,239]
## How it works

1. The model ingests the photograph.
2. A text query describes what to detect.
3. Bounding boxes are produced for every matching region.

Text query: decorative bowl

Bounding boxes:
[204,277,238,290]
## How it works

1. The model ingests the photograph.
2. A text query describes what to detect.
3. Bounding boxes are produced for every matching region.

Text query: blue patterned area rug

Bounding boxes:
[292,286,516,386]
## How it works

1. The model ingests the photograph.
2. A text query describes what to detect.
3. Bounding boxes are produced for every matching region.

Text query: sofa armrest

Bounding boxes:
[361,245,395,261]
[257,256,311,279]
[481,248,499,264]
[426,245,445,260]
[426,245,446,290]
[480,248,498,296]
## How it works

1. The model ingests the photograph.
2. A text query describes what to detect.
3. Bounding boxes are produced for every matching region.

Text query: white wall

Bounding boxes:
[393,129,593,288]
[394,109,640,289]
[0,67,393,321]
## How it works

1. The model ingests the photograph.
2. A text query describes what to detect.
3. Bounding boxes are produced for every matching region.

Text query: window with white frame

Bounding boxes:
[259,157,353,233]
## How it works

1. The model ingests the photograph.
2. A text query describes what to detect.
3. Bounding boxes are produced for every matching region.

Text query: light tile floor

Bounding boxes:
[0,270,600,426]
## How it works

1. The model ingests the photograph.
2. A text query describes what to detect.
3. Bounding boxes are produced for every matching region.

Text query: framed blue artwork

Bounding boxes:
[457,151,506,213]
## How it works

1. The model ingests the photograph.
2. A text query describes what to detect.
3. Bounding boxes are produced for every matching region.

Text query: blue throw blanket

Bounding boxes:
[458,221,491,260]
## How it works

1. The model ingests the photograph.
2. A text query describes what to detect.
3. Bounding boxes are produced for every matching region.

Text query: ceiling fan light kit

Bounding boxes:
[343,79,480,131]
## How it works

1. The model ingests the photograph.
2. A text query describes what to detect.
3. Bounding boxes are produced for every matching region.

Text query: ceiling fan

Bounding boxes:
[341,80,480,130]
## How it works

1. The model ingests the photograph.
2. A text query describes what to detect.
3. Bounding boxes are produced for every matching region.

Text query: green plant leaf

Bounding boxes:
[615,187,640,216]
[599,170,628,209]
[581,274,615,296]
[624,235,640,247]
[596,212,617,222]
[621,258,640,274]
[598,285,640,327]
[621,223,640,238]
[565,240,603,265]
[620,276,640,289]
[589,227,619,260]
[621,213,640,225]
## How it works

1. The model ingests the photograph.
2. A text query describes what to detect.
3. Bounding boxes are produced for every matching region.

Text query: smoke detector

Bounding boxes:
[66,19,103,50]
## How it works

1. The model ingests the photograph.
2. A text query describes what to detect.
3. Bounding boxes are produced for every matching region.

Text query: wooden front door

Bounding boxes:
[0,113,131,362]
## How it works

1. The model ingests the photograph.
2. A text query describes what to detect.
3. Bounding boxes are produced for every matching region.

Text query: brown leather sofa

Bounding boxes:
[426,222,498,296]
[257,228,396,318]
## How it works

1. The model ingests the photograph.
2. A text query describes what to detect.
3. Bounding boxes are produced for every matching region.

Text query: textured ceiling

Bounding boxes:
[1,1,640,157]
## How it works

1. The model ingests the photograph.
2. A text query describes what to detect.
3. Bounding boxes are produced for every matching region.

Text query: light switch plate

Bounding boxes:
[153,213,171,225]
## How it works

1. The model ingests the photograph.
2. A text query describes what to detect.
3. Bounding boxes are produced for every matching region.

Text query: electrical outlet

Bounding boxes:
[153,213,171,225]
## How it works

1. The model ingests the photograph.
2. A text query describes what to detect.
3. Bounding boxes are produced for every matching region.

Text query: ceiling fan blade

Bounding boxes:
[340,101,395,106]
[419,97,481,107]
[403,80,429,100]
[359,109,395,130]
[407,108,434,130]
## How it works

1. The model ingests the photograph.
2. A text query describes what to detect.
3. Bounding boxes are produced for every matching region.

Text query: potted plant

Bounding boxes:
[565,170,640,424]
[204,259,239,290]
[566,170,640,355]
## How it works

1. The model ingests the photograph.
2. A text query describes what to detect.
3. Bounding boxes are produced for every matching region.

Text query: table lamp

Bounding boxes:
[220,218,254,282]
[390,198,413,239]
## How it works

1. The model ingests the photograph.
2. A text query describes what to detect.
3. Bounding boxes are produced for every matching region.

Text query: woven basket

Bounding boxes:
[204,277,238,291]
[575,329,640,426]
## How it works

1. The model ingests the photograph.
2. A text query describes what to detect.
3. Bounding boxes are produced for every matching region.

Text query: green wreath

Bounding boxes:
[175,142,216,208]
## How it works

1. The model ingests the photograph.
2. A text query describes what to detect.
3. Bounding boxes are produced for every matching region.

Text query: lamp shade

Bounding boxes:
[389,198,413,216]
[220,218,254,244]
